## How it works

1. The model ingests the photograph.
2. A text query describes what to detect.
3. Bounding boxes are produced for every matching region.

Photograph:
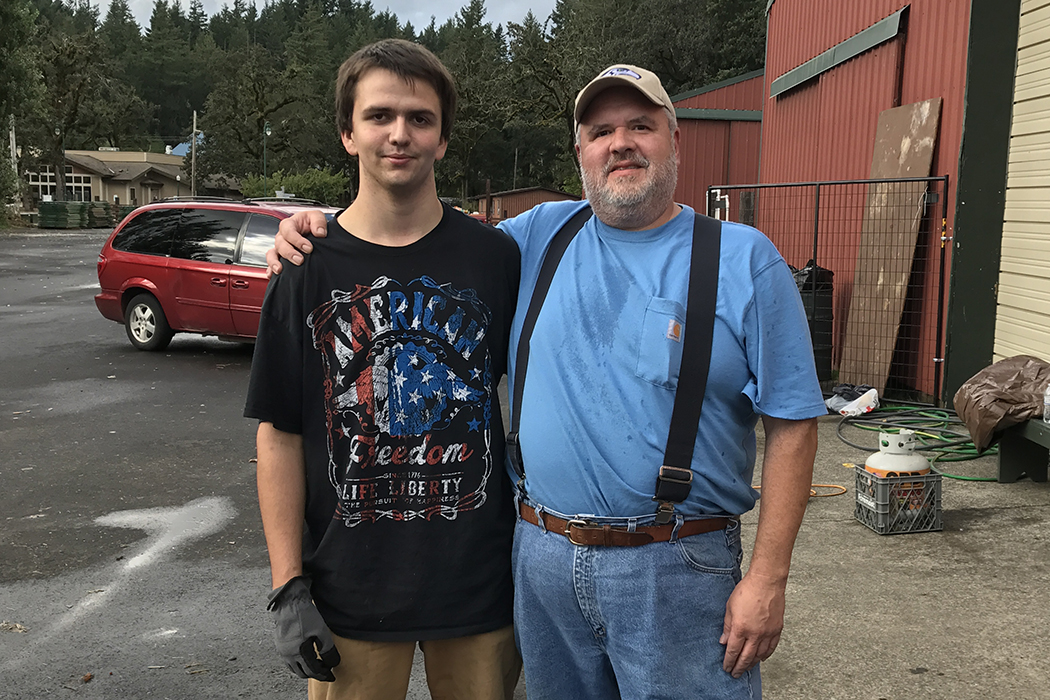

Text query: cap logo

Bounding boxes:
[602,67,642,80]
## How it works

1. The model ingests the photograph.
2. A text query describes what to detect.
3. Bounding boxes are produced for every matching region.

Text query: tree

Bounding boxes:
[100,0,142,61]
[187,0,208,47]
[12,0,768,207]
[209,0,252,52]
[437,0,509,199]
[241,168,351,204]
[703,0,766,82]
[0,0,41,206]
[0,0,41,119]
[136,0,195,144]
[504,11,579,190]
[195,46,306,186]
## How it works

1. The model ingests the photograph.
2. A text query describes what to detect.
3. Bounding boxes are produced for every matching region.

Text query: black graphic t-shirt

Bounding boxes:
[245,205,520,641]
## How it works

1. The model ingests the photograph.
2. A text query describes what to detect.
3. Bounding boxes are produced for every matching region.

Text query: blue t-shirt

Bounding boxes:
[499,201,826,518]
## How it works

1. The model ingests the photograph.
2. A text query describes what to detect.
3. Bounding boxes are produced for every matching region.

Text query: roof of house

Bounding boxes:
[65,152,115,177]
[107,163,155,182]
[668,68,765,103]
[62,150,187,183]
[467,186,580,201]
[66,158,187,183]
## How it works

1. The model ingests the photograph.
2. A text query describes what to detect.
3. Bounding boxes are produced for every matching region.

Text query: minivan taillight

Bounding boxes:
[97,253,107,278]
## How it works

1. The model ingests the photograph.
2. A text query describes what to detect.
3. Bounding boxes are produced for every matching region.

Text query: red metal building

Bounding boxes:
[762,2,969,186]
[671,70,765,212]
[469,187,580,223]
[753,0,983,401]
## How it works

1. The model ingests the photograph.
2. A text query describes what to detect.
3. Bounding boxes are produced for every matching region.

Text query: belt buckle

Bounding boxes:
[564,519,596,546]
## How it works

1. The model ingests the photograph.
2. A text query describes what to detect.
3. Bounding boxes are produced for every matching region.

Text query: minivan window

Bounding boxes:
[170,208,246,263]
[111,209,182,256]
[237,214,281,268]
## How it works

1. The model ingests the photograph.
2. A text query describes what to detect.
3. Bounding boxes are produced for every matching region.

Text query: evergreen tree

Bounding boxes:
[138,0,195,143]
[188,0,208,47]
[438,0,508,199]
[100,0,142,60]
[11,0,767,203]
[0,0,41,119]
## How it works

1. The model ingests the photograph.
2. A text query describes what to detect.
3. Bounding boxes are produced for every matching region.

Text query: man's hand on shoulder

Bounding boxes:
[720,571,786,678]
[266,210,330,278]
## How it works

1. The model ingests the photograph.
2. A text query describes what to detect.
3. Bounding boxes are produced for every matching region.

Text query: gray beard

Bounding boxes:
[581,155,678,230]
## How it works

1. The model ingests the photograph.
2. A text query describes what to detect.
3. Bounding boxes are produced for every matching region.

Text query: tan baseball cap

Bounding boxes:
[573,64,674,131]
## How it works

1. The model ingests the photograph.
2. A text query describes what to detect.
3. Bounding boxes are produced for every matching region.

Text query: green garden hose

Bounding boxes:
[836,405,998,482]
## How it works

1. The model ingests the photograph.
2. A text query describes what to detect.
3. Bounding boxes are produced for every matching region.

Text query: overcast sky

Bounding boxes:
[122,0,561,33]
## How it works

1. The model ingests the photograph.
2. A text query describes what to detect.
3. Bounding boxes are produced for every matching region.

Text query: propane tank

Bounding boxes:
[864,430,931,477]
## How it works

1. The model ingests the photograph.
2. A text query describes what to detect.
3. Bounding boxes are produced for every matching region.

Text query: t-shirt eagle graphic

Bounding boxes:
[307,275,494,527]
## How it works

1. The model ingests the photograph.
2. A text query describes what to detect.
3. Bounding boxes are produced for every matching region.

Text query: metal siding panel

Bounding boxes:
[674,120,730,211]
[1019,2,1050,43]
[992,308,1050,358]
[818,41,900,180]
[1022,0,1050,14]
[673,75,765,111]
[997,1,1050,363]
[727,121,762,184]
[1014,45,1050,84]
[761,0,970,397]
[759,79,823,183]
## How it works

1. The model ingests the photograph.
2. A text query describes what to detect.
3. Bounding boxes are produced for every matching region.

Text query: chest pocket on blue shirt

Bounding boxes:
[636,297,686,389]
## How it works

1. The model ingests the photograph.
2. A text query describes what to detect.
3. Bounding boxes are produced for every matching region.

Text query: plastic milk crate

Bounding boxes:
[854,466,942,535]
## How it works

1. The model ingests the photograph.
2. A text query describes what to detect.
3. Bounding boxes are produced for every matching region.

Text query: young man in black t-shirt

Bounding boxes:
[245,39,521,699]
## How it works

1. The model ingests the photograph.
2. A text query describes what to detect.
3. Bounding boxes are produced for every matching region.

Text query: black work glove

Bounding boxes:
[266,576,341,682]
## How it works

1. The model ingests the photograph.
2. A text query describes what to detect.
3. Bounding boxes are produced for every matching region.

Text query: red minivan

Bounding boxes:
[95,198,338,350]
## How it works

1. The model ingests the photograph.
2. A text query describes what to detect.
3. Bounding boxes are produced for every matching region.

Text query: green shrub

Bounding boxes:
[241,168,350,206]
[0,157,22,227]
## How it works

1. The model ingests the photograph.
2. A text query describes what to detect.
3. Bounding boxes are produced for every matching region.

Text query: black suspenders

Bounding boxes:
[506,207,723,523]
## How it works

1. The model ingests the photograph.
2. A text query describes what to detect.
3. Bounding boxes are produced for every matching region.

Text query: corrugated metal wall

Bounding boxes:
[763,0,968,200]
[674,73,765,110]
[673,74,764,212]
[995,0,1050,361]
[759,0,971,397]
[481,189,579,222]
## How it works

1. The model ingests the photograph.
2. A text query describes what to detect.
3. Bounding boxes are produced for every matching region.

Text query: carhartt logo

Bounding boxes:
[603,67,642,80]
[667,319,683,342]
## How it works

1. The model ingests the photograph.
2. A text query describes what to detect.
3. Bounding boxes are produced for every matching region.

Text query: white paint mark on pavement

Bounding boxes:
[95,497,235,570]
[144,628,181,639]
[2,497,235,672]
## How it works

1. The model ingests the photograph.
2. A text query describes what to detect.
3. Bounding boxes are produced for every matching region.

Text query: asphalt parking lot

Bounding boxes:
[0,229,489,698]
[2,228,1048,699]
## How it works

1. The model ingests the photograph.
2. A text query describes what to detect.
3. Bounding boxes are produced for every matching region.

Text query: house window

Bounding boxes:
[66,168,92,202]
[25,165,92,201]
[27,165,56,200]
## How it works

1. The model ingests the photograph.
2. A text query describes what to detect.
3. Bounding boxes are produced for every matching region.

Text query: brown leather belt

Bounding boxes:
[518,502,731,547]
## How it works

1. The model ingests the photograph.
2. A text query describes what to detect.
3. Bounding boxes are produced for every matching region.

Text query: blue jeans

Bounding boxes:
[511,503,760,700]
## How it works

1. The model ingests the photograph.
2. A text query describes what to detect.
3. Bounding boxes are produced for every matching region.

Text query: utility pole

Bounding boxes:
[54,126,66,202]
[263,121,271,197]
[512,147,518,191]
[7,115,15,210]
[484,178,492,223]
[8,115,16,174]
[190,110,197,197]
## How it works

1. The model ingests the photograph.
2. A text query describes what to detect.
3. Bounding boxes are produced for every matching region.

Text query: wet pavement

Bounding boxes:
[1,228,1047,699]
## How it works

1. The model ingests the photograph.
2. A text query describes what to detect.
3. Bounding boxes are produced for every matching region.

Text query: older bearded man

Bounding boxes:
[268,64,824,700]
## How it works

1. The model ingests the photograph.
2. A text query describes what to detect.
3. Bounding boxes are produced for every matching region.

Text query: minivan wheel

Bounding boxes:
[125,293,174,351]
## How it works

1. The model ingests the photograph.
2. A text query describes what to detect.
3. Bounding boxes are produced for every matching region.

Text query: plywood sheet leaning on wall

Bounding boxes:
[839,98,942,394]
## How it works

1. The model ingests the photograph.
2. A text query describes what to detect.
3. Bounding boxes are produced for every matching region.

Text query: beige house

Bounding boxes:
[24,149,236,207]
[995,0,1050,362]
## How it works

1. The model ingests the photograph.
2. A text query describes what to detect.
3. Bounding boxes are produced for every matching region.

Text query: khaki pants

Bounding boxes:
[308,625,521,700]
